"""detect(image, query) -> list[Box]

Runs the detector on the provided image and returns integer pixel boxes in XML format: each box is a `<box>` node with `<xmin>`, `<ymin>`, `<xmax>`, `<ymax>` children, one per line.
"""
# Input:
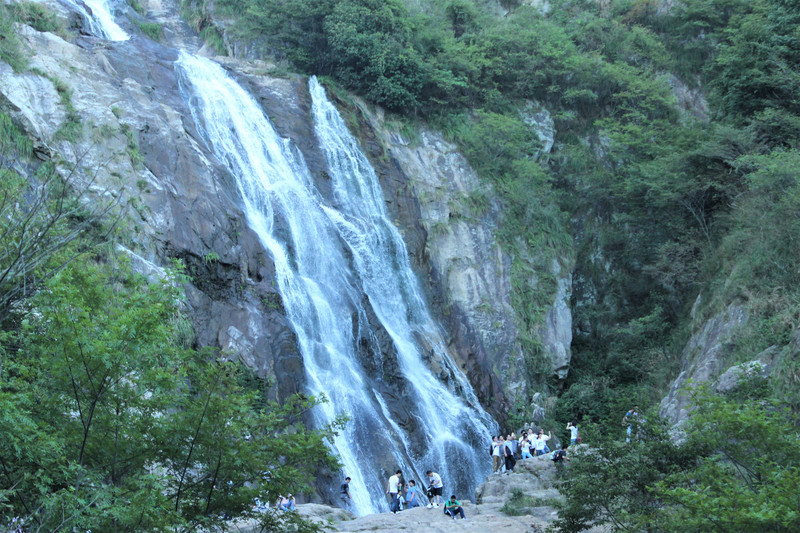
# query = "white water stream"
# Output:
<box><xmin>175</xmin><ymin>55</ymin><xmax>495</xmax><ymax>514</ymax></box>
<box><xmin>61</xmin><ymin>0</ymin><xmax>129</xmax><ymax>41</ymax></box>
<box><xmin>57</xmin><ymin>0</ymin><xmax>497</xmax><ymax>516</ymax></box>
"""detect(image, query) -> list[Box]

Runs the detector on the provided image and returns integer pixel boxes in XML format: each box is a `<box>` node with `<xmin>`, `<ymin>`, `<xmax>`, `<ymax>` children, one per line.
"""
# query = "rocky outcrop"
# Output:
<box><xmin>0</xmin><ymin>13</ymin><xmax>308</xmax><ymax>402</ymax></box>
<box><xmin>660</xmin><ymin>305</ymin><xmax>747</xmax><ymax>433</ymax></box>
<box><xmin>350</xmin><ymin>102</ymin><xmax>572</xmax><ymax>418</ymax></box>
<box><xmin>367</xmin><ymin>124</ymin><xmax>522</xmax><ymax>415</ymax></box>
<box><xmin>312</xmin><ymin>454</ymin><xmax>565</xmax><ymax>532</ymax></box>
<box><xmin>538</xmin><ymin>264</ymin><xmax>573</xmax><ymax>380</ymax></box>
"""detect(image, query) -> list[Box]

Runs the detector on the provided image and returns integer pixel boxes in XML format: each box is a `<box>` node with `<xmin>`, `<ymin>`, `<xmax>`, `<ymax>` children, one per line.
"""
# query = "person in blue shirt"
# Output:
<box><xmin>404</xmin><ymin>479</ymin><xmax>425</xmax><ymax>508</ymax></box>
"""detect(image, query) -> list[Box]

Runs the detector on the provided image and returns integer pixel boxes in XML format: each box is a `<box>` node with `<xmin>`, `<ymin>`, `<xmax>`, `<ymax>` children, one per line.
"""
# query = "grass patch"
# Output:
<box><xmin>126</xmin><ymin>0</ymin><xmax>145</xmax><ymax>15</ymax></box>
<box><xmin>11</xmin><ymin>1</ymin><xmax>63</xmax><ymax>34</ymax></box>
<box><xmin>200</xmin><ymin>25</ymin><xmax>226</xmax><ymax>55</ymax></box>
<box><xmin>136</xmin><ymin>21</ymin><xmax>162</xmax><ymax>41</ymax></box>
<box><xmin>0</xmin><ymin>5</ymin><xmax>29</xmax><ymax>72</ymax></box>
<box><xmin>0</xmin><ymin>112</ymin><xmax>33</xmax><ymax>159</ymax></box>
<box><xmin>121</xmin><ymin>124</ymin><xmax>143</xmax><ymax>168</ymax></box>
<box><xmin>29</xmin><ymin>70</ymin><xmax>84</xmax><ymax>142</ymax></box>
<box><xmin>500</xmin><ymin>488</ymin><xmax>557</xmax><ymax>516</ymax></box>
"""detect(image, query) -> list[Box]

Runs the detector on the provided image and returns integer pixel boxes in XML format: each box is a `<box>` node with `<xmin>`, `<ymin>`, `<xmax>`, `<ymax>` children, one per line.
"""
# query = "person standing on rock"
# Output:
<box><xmin>387</xmin><ymin>469</ymin><xmax>402</xmax><ymax>514</ymax></box>
<box><xmin>567</xmin><ymin>420</ymin><xmax>579</xmax><ymax>445</ymax></box>
<box><xmin>507</xmin><ymin>433</ymin><xmax>519</xmax><ymax>459</ymax></box>
<box><xmin>444</xmin><ymin>494</ymin><xmax>466</xmax><ymax>520</ymax></box>
<box><xmin>405</xmin><ymin>479</ymin><xmax>425</xmax><ymax>508</ymax></box>
<box><xmin>520</xmin><ymin>433</ymin><xmax>533</xmax><ymax>460</ymax></box>
<box><xmin>492</xmin><ymin>436</ymin><xmax>503</xmax><ymax>472</ymax></box>
<box><xmin>623</xmin><ymin>406</ymin><xmax>639</xmax><ymax>442</ymax></box>
<box><xmin>426</xmin><ymin>470</ymin><xmax>444</xmax><ymax>508</ymax></box>
<box><xmin>534</xmin><ymin>429</ymin><xmax>551</xmax><ymax>456</ymax></box>
<box><xmin>503</xmin><ymin>436</ymin><xmax>516</xmax><ymax>473</ymax></box>
<box><xmin>340</xmin><ymin>476</ymin><xmax>352</xmax><ymax>505</ymax></box>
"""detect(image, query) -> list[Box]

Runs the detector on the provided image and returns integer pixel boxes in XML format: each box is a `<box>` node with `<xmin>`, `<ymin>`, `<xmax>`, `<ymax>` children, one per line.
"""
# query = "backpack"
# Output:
<box><xmin>552</xmin><ymin>450</ymin><xmax>564</xmax><ymax>461</ymax></box>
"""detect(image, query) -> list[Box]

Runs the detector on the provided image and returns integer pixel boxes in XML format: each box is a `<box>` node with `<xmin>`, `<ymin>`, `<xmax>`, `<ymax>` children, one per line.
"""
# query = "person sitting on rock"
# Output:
<box><xmin>444</xmin><ymin>494</ymin><xmax>466</xmax><ymax>520</ymax></box>
<box><xmin>277</xmin><ymin>494</ymin><xmax>295</xmax><ymax>511</ymax></box>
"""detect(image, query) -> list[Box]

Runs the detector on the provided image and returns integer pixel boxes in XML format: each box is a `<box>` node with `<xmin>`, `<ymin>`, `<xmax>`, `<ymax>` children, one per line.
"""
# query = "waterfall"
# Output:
<box><xmin>61</xmin><ymin>0</ymin><xmax>130</xmax><ymax>41</ymax></box>
<box><xmin>175</xmin><ymin>53</ymin><xmax>495</xmax><ymax>515</ymax></box>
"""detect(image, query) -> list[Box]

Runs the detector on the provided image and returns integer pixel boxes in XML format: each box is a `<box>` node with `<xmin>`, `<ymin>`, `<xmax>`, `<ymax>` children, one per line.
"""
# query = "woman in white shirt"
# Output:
<box><xmin>520</xmin><ymin>434</ymin><xmax>533</xmax><ymax>459</ymax></box>
<box><xmin>534</xmin><ymin>429</ymin><xmax>551</xmax><ymax>456</ymax></box>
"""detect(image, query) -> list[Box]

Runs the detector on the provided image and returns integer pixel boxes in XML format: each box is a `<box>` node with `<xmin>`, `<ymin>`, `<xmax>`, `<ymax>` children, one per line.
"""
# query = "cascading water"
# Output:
<box><xmin>308</xmin><ymin>77</ymin><xmax>497</xmax><ymax>496</ymax></box>
<box><xmin>61</xmin><ymin>0</ymin><xmax>130</xmax><ymax>41</ymax></box>
<box><xmin>27</xmin><ymin>0</ymin><xmax>498</xmax><ymax>517</ymax></box>
<box><xmin>175</xmin><ymin>53</ymin><xmax>496</xmax><ymax>515</ymax></box>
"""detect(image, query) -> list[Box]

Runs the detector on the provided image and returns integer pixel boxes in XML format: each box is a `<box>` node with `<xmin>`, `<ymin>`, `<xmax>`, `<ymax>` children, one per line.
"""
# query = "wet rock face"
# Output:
<box><xmin>0</xmin><ymin>17</ymin><xmax>308</xmax><ymax>400</ymax></box>
<box><xmin>356</xmin><ymin>107</ymin><xmax>574</xmax><ymax>419</ymax></box>
<box><xmin>354</xmin><ymin>120</ymin><xmax>521</xmax><ymax>419</ymax></box>
<box><xmin>4</xmin><ymin>0</ymin><xmax>577</xmax><ymax>434</ymax></box>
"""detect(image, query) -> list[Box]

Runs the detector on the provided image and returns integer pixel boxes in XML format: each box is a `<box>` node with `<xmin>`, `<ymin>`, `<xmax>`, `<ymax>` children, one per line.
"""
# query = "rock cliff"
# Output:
<box><xmin>1</xmin><ymin>0</ymin><xmax>574</xmax><ymax>497</ymax></box>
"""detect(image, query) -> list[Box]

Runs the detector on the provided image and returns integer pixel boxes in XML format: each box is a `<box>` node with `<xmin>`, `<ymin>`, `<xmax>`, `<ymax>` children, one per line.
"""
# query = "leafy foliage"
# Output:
<box><xmin>0</xmin><ymin>258</ymin><xmax>343</xmax><ymax>531</ymax></box>
<box><xmin>553</xmin><ymin>385</ymin><xmax>800</xmax><ymax>532</ymax></box>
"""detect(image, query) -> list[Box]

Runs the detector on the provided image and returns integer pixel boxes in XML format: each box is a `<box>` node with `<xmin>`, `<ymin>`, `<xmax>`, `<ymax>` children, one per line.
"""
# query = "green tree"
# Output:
<box><xmin>0</xmin><ymin>258</ymin><xmax>343</xmax><ymax>531</ymax></box>
<box><xmin>553</xmin><ymin>384</ymin><xmax>800</xmax><ymax>532</ymax></box>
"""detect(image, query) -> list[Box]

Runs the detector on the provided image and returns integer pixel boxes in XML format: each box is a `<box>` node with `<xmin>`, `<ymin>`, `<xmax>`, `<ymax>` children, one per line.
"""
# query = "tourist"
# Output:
<box><xmin>277</xmin><ymin>494</ymin><xmax>295</xmax><ymax>511</ymax></box>
<box><xmin>552</xmin><ymin>443</ymin><xmax>570</xmax><ymax>475</ymax></box>
<box><xmin>567</xmin><ymin>420</ymin><xmax>579</xmax><ymax>445</ymax></box>
<box><xmin>340</xmin><ymin>476</ymin><xmax>352</xmax><ymax>505</ymax></box>
<box><xmin>497</xmin><ymin>435</ymin><xmax>507</xmax><ymax>472</ymax></box>
<box><xmin>425</xmin><ymin>470</ymin><xmax>444</xmax><ymax>508</ymax></box>
<box><xmin>534</xmin><ymin>429</ymin><xmax>551</xmax><ymax>456</ymax></box>
<box><xmin>507</xmin><ymin>433</ymin><xmax>519</xmax><ymax>459</ymax></box>
<box><xmin>492</xmin><ymin>436</ymin><xmax>503</xmax><ymax>473</ymax></box>
<box><xmin>623</xmin><ymin>406</ymin><xmax>640</xmax><ymax>442</ymax></box>
<box><xmin>503</xmin><ymin>435</ymin><xmax>516</xmax><ymax>473</ymax></box>
<box><xmin>520</xmin><ymin>433</ymin><xmax>533</xmax><ymax>459</ymax></box>
<box><xmin>387</xmin><ymin>469</ymin><xmax>402</xmax><ymax>514</ymax></box>
<box><xmin>405</xmin><ymin>479</ymin><xmax>424</xmax><ymax>508</ymax></box>
<box><xmin>444</xmin><ymin>494</ymin><xmax>466</xmax><ymax>520</ymax></box>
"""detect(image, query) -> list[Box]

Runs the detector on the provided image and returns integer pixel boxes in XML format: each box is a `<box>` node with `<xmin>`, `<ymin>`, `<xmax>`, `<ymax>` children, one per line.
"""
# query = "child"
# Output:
<box><xmin>405</xmin><ymin>479</ymin><xmax>425</xmax><ymax>508</ymax></box>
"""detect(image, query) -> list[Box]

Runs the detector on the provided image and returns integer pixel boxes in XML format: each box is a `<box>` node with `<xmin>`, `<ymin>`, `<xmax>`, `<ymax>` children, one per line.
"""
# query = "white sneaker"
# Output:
<box><xmin>433</xmin><ymin>503</ymin><xmax>439</xmax><ymax>508</ymax></box>
<box><xmin>426</xmin><ymin>503</ymin><xmax>433</xmax><ymax>509</ymax></box>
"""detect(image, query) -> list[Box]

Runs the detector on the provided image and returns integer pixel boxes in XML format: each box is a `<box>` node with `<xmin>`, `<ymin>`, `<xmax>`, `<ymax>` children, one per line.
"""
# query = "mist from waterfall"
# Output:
<box><xmin>175</xmin><ymin>53</ymin><xmax>495</xmax><ymax>515</ymax></box>
<box><xmin>61</xmin><ymin>0</ymin><xmax>130</xmax><ymax>41</ymax></box>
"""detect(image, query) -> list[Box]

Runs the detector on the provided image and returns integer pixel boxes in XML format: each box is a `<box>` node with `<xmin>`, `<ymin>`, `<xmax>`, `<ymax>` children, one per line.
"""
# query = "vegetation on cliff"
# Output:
<box><xmin>0</xmin><ymin>114</ymin><xmax>342</xmax><ymax>530</ymax></box>
<box><xmin>555</xmin><ymin>382</ymin><xmax>800</xmax><ymax>532</ymax></box>
<box><xmin>177</xmin><ymin>0</ymin><xmax>800</xmax><ymax>527</ymax></box>
<box><xmin>192</xmin><ymin>0</ymin><xmax>800</xmax><ymax>421</ymax></box>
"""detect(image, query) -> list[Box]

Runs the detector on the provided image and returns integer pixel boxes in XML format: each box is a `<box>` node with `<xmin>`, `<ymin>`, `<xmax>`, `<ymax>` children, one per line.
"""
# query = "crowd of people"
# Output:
<box><xmin>281</xmin><ymin>409</ymin><xmax>653</xmax><ymax>519</ymax></box>
<box><xmin>490</xmin><ymin>423</ymin><xmax>572</xmax><ymax>474</ymax></box>
<box><xmin>376</xmin><ymin>469</ymin><xmax>463</xmax><ymax>518</ymax></box>
<box><xmin>334</xmin><ymin>420</ymin><xmax>588</xmax><ymax>519</ymax></box>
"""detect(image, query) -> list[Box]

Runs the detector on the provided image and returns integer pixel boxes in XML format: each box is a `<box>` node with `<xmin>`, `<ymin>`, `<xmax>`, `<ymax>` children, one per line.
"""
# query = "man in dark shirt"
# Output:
<box><xmin>553</xmin><ymin>444</ymin><xmax>570</xmax><ymax>475</ymax></box>
<box><xmin>340</xmin><ymin>476</ymin><xmax>352</xmax><ymax>505</ymax></box>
